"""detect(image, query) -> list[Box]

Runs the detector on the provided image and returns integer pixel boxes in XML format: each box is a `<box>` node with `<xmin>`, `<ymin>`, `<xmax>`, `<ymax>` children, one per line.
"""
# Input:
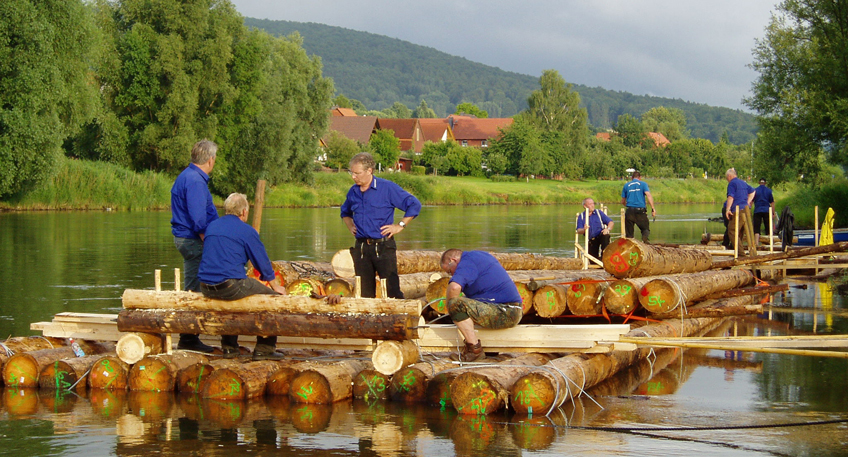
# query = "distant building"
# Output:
<box><xmin>322</xmin><ymin>116</ymin><xmax>379</xmax><ymax>146</ymax></box>
<box><xmin>418</xmin><ymin>118</ymin><xmax>455</xmax><ymax>146</ymax></box>
<box><xmin>448</xmin><ymin>114</ymin><xmax>513</xmax><ymax>148</ymax></box>
<box><xmin>376</xmin><ymin>118</ymin><xmax>424</xmax><ymax>153</ymax></box>
<box><xmin>330</xmin><ymin>107</ymin><xmax>358</xmax><ymax>117</ymax></box>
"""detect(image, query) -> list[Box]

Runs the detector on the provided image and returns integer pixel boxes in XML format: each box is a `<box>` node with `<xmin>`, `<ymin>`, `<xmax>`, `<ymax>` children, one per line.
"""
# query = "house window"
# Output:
<box><xmin>461</xmin><ymin>140</ymin><xmax>468</xmax><ymax>147</ymax></box>
<box><xmin>481</xmin><ymin>140</ymin><xmax>488</xmax><ymax>148</ymax></box>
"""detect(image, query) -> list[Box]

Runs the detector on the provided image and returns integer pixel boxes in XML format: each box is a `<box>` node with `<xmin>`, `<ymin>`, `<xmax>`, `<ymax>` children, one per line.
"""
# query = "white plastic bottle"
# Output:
<box><xmin>69</xmin><ymin>338</ymin><xmax>85</xmax><ymax>357</ymax></box>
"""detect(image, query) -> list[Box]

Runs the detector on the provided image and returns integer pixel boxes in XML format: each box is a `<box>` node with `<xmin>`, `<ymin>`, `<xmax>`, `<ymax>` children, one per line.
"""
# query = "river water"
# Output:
<box><xmin>1</xmin><ymin>204</ymin><xmax>847</xmax><ymax>456</ymax></box>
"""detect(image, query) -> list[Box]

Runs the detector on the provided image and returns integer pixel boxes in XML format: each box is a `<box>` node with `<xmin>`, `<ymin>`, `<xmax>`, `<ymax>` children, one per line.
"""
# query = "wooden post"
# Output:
<box><xmin>380</xmin><ymin>278</ymin><xmax>387</xmax><ymax>298</ymax></box>
<box><xmin>584</xmin><ymin>207</ymin><xmax>590</xmax><ymax>270</ymax></box>
<box><xmin>620</xmin><ymin>207</ymin><xmax>626</xmax><ymax>238</ymax></box>
<box><xmin>354</xmin><ymin>276</ymin><xmax>361</xmax><ymax>298</ymax></box>
<box><xmin>252</xmin><ymin>179</ymin><xmax>266</xmax><ymax>234</ymax></box>
<box><xmin>154</xmin><ymin>269</ymin><xmax>161</xmax><ymax>292</ymax></box>
<box><xmin>769</xmin><ymin>210</ymin><xmax>774</xmax><ymax>253</ymax></box>
<box><xmin>815</xmin><ymin>205</ymin><xmax>819</xmax><ymax>246</ymax></box>
<box><xmin>734</xmin><ymin>205</ymin><xmax>740</xmax><ymax>259</ymax></box>
<box><xmin>574</xmin><ymin>214</ymin><xmax>580</xmax><ymax>259</ymax></box>
<box><xmin>174</xmin><ymin>268</ymin><xmax>180</xmax><ymax>291</ymax></box>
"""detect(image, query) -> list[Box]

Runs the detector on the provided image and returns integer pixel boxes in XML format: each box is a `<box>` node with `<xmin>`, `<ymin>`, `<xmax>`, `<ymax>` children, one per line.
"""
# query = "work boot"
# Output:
<box><xmin>222</xmin><ymin>346</ymin><xmax>239</xmax><ymax>359</ymax></box>
<box><xmin>450</xmin><ymin>340</ymin><xmax>485</xmax><ymax>362</ymax></box>
<box><xmin>177</xmin><ymin>334</ymin><xmax>215</xmax><ymax>353</ymax></box>
<box><xmin>253</xmin><ymin>344</ymin><xmax>285</xmax><ymax>361</ymax></box>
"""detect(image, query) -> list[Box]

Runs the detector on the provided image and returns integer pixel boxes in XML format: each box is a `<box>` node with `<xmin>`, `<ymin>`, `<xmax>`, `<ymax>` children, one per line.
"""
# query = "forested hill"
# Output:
<box><xmin>246</xmin><ymin>18</ymin><xmax>757</xmax><ymax>144</ymax></box>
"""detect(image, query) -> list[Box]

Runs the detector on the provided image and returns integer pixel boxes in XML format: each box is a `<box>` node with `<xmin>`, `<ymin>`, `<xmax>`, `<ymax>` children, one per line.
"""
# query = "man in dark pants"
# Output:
<box><xmin>576</xmin><ymin>197</ymin><xmax>614</xmax><ymax>260</ymax></box>
<box><xmin>198</xmin><ymin>193</ymin><xmax>287</xmax><ymax>360</ymax></box>
<box><xmin>621</xmin><ymin>171</ymin><xmax>656</xmax><ymax>243</ymax></box>
<box><xmin>725</xmin><ymin>168</ymin><xmax>756</xmax><ymax>256</ymax></box>
<box><xmin>440</xmin><ymin>249</ymin><xmax>523</xmax><ymax>362</ymax></box>
<box><xmin>170</xmin><ymin>139</ymin><xmax>219</xmax><ymax>353</ymax></box>
<box><xmin>340</xmin><ymin>152</ymin><xmax>421</xmax><ymax>298</ymax></box>
<box><xmin>752</xmin><ymin>177</ymin><xmax>775</xmax><ymax>246</ymax></box>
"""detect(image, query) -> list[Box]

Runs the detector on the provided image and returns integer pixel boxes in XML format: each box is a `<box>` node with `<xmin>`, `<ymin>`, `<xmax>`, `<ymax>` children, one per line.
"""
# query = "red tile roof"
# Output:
<box><xmin>325</xmin><ymin>116</ymin><xmax>378</xmax><ymax>144</ymax></box>
<box><xmin>331</xmin><ymin>107</ymin><xmax>358</xmax><ymax>117</ymax></box>
<box><xmin>418</xmin><ymin>118</ymin><xmax>454</xmax><ymax>143</ymax></box>
<box><xmin>647</xmin><ymin>132</ymin><xmax>670</xmax><ymax>147</ymax></box>
<box><xmin>449</xmin><ymin>116</ymin><xmax>513</xmax><ymax>141</ymax></box>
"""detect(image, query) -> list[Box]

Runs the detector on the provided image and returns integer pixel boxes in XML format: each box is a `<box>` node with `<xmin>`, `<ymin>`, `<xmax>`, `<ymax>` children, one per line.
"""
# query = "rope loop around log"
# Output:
<box><xmin>0</xmin><ymin>343</ymin><xmax>13</xmax><ymax>357</ymax></box>
<box><xmin>35</xmin><ymin>335</ymin><xmax>56</xmax><ymax>349</ymax></box>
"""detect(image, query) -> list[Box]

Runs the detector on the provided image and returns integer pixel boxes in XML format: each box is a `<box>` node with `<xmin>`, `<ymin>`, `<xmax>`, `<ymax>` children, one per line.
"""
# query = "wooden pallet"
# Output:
<box><xmin>31</xmin><ymin>312</ymin><xmax>633</xmax><ymax>353</ymax></box>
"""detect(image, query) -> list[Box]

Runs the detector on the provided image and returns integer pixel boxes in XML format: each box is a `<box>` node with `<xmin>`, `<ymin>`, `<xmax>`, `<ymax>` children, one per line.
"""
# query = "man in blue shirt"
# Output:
<box><xmin>752</xmin><ymin>178</ymin><xmax>775</xmax><ymax>246</ymax></box>
<box><xmin>340</xmin><ymin>152</ymin><xmax>421</xmax><ymax>299</ymax></box>
<box><xmin>576</xmin><ymin>197</ymin><xmax>614</xmax><ymax>260</ymax></box>
<box><xmin>440</xmin><ymin>249</ymin><xmax>523</xmax><ymax>362</ymax></box>
<box><xmin>170</xmin><ymin>139</ymin><xmax>219</xmax><ymax>353</ymax></box>
<box><xmin>198</xmin><ymin>193</ymin><xmax>287</xmax><ymax>360</ymax></box>
<box><xmin>724</xmin><ymin>168</ymin><xmax>756</xmax><ymax>256</ymax></box>
<box><xmin>620</xmin><ymin>171</ymin><xmax>656</xmax><ymax>243</ymax></box>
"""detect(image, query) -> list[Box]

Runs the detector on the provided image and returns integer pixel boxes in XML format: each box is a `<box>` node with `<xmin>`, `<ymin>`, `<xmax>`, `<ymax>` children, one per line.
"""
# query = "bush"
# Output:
<box><xmin>490</xmin><ymin>174</ymin><xmax>517</xmax><ymax>182</ymax></box>
<box><xmin>411</xmin><ymin>165</ymin><xmax>426</xmax><ymax>175</ymax></box>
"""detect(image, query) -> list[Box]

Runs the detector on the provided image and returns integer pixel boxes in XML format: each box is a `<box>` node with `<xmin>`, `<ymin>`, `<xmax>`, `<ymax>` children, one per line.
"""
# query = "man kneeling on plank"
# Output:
<box><xmin>440</xmin><ymin>249</ymin><xmax>523</xmax><ymax>362</ymax></box>
<box><xmin>198</xmin><ymin>193</ymin><xmax>287</xmax><ymax>360</ymax></box>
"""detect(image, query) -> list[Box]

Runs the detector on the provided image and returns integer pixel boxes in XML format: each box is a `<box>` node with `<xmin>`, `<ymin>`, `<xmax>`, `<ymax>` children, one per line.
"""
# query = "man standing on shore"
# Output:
<box><xmin>340</xmin><ymin>152</ymin><xmax>421</xmax><ymax>299</ymax></box>
<box><xmin>752</xmin><ymin>177</ymin><xmax>775</xmax><ymax>246</ymax></box>
<box><xmin>621</xmin><ymin>171</ymin><xmax>656</xmax><ymax>243</ymax></box>
<box><xmin>170</xmin><ymin>139</ymin><xmax>218</xmax><ymax>353</ymax></box>
<box><xmin>724</xmin><ymin>168</ymin><xmax>756</xmax><ymax>256</ymax></box>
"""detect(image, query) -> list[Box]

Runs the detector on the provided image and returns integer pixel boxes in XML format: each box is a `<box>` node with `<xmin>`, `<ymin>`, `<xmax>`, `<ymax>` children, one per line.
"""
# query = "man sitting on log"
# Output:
<box><xmin>198</xmin><ymin>193</ymin><xmax>288</xmax><ymax>360</ymax></box>
<box><xmin>440</xmin><ymin>249</ymin><xmax>523</xmax><ymax>362</ymax></box>
<box><xmin>576</xmin><ymin>197</ymin><xmax>614</xmax><ymax>260</ymax></box>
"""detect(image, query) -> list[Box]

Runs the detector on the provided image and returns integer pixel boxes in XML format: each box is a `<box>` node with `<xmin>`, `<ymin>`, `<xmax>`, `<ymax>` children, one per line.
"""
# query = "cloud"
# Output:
<box><xmin>230</xmin><ymin>0</ymin><xmax>779</xmax><ymax>110</ymax></box>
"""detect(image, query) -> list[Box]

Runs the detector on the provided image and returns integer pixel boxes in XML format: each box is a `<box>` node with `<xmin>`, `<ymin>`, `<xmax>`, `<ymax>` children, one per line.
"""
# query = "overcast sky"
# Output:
<box><xmin>229</xmin><ymin>0</ymin><xmax>780</xmax><ymax>111</ymax></box>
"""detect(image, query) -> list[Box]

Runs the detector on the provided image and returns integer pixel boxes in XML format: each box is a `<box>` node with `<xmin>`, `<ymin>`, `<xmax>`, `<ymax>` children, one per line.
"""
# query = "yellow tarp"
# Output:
<box><xmin>820</xmin><ymin>207</ymin><xmax>835</xmax><ymax>246</ymax></box>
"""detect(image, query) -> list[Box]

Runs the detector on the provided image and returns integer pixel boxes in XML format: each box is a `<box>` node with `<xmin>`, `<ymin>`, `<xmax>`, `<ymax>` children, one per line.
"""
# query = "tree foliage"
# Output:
<box><xmin>454</xmin><ymin>102</ymin><xmax>488</xmax><ymax>118</ymax></box>
<box><xmin>641</xmin><ymin>106</ymin><xmax>689</xmax><ymax>141</ymax></box>
<box><xmin>745</xmin><ymin>0</ymin><xmax>848</xmax><ymax>184</ymax></box>
<box><xmin>0</xmin><ymin>0</ymin><xmax>100</xmax><ymax>197</ymax></box>
<box><xmin>368</xmin><ymin>129</ymin><xmax>401</xmax><ymax>169</ymax></box>
<box><xmin>325</xmin><ymin>130</ymin><xmax>360</xmax><ymax>170</ymax></box>
<box><xmin>412</xmin><ymin>100</ymin><xmax>437</xmax><ymax>118</ymax></box>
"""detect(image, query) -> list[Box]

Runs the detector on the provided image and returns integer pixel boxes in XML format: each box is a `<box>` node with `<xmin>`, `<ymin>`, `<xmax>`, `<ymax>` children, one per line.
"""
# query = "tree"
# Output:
<box><xmin>445</xmin><ymin>144</ymin><xmax>483</xmax><ymax>176</ymax></box>
<box><xmin>333</xmin><ymin>94</ymin><xmax>352</xmax><ymax>108</ymax></box>
<box><xmin>369</xmin><ymin>129</ymin><xmax>401</xmax><ymax>169</ymax></box>
<box><xmin>0</xmin><ymin>0</ymin><xmax>100</xmax><ymax>197</ymax></box>
<box><xmin>454</xmin><ymin>102</ymin><xmax>488</xmax><ymax>118</ymax></box>
<box><xmin>324</xmin><ymin>131</ymin><xmax>360</xmax><ymax>170</ymax></box>
<box><xmin>614</xmin><ymin>114</ymin><xmax>648</xmax><ymax>148</ymax></box>
<box><xmin>745</xmin><ymin>0</ymin><xmax>848</xmax><ymax>183</ymax></box>
<box><xmin>386</xmin><ymin>102</ymin><xmax>411</xmax><ymax>119</ymax></box>
<box><xmin>412</xmin><ymin>100</ymin><xmax>436</xmax><ymax>118</ymax></box>
<box><xmin>641</xmin><ymin>106</ymin><xmax>689</xmax><ymax>141</ymax></box>
<box><xmin>524</xmin><ymin>70</ymin><xmax>588</xmax><ymax>167</ymax></box>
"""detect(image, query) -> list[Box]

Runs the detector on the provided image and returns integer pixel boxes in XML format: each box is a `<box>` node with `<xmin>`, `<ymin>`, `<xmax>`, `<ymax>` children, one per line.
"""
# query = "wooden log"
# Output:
<box><xmin>639</xmin><ymin>270</ymin><xmax>756</xmax><ymax>314</ymax></box>
<box><xmin>116</xmin><ymin>332</ymin><xmax>163</xmax><ymax>365</ymax></box>
<box><xmin>603</xmin><ymin>276</ymin><xmax>655</xmax><ymax>314</ymax></box>
<box><xmin>566</xmin><ymin>277</ymin><xmax>608</xmax><ymax>316</ymax></box>
<box><xmin>649</xmin><ymin>294</ymin><xmax>763</xmax><ymax>319</ymax></box>
<box><xmin>587</xmin><ymin>347</ymin><xmax>681</xmax><ymax>397</ymax></box>
<box><xmin>324</xmin><ymin>278</ymin><xmax>353</xmax><ymax>296</ymax></box>
<box><xmin>117</xmin><ymin>309</ymin><xmax>419</xmax><ymax>341</ymax></box>
<box><xmin>508</xmin><ymin>316</ymin><xmax>720</xmax><ymax>415</ymax></box>
<box><xmin>249</xmin><ymin>260</ymin><xmax>335</xmax><ymax>287</ymax></box>
<box><xmin>337</xmin><ymin>271</ymin><xmax>437</xmax><ymax>299</ymax></box>
<box><xmin>372</xmin><ymin>340</ymin><xmax>420</xmax><ymax>375</ymax></box>
<box><xmin>492</xmin><ymin>253</ymin><xmax>584</xmax><ymax>271</ymax></box>
<box><xmin>389</xmin><ymin>357</ymin><xmax>457</xmax><ymax>403</ymax></box>
<box><xmin>200</xmin><ymin>360</ymin><xmax>286</xmax><ymax>400</ymax></box>
<box><xmin>87</xmin><ymin>355</ymin><xmax>130</xmax><ymax>390</ymax></box>
<box><xmin>38</xmin><ymin>353</ymin><xmax>111</xmax><ymax>391</ymax></box>
<box><xmin>289</xmin><ymin>359</ymin><xmax>370</xmax><ymax>403</ymax></box>
<box><xmin>425</xmin><ymin>277</ymin><xmax>451</xmax><ymax>314</ymax></box>
<box><xmin>450</xmin><ymin>353</ymin><xmax>557</xmax><ymax>415</ymax></box>
<box><xmin>515</xmin><ymin>282</ymin><xmax>535</xmax><ymax>315</ymax></box>
<box><xmin>424</xmin><ymin>354</ymin><xmax>516</xmax><ymax>408</ymax></box>
<box><xmin>121</xmin><ymin>289</ymin><xmax>422</xmax><ymax>316</ymax></box>
<box><xmin>176</xmin><ymin>358</ymin><xmax>244</xmax><ymax>393</ymax></box>
<box><xmin>265</xmin><ymin>361</ymin><xmax>315</xmax><ymax>397</ymax></box>
<box><xmin>3</xmin><ymin>342</ymin><xmax>113</xmax><ymax>388</ymax></box>
<box><xmin>286</xmin><ymin>278</ymin><xmax>325</xmax><ymax>296</ymax></box>
<box><xmin>0</xmin><ymin>336</ymin><xmax>66</xmax><ymax>365</ymax></box>
<box><xmin>602</xmin><ymin>238</ymin><xmax>714</xmax><ymax>279</ymax></box>
<box><xmin>702</xmin><ymin>283</ymin><xmax>788</xmax><ymax>300</ymax></box>
<box><xmin>532</xmin><ymin>284</ymin><xmax>569</xmax><ymax>318</ymax></box>
<box><xmin>128</xmin><ymin>352</ymin><xmax>209</xmax><ymax>391</ymax></box>
<box><xmin>712</xmin><ymin>241</ymin><xmax>848</xmax><ymax>269</ymax></box>
<box><xmin>352</xmin><ymin>369</ymin><xmax>392</xmax><ymax>401</ymax></box>
<box><xmin>3</xmin><ymin>387</ymin><xmax>39</xmax><ymax>416</ymax></box>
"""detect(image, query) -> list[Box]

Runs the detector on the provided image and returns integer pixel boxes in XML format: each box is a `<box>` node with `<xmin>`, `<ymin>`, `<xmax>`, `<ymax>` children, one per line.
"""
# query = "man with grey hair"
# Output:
<box><xmin>198</xmin><ymin>193</ymin><xmax>287</xmax><ymax>360</ymax></box>
<box><xmin>576</xmin><ymin>197</ymin><xmax>614</xmax><ymax>260</ymax></box>
<box><xmin>340</xmin><ymin>152</ymin><xmax>421</xmax><ymax>299</ymax></box>
<box><xmin>170</xmin><ymin>139</ymin><xmax>219</xmax><ymax>353</ymax></box>
<box><xmin>724</xmin><ymin>168</ymin><xmax>756</xmax><ymax>256</ymax></box>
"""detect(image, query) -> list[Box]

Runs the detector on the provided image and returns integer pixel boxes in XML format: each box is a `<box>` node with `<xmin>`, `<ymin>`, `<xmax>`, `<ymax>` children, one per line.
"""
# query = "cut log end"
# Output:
<box><xmin>88</xmin><ymin>356</ymin><xmax>129</xmax><ymax>390</ymax></box>
<box><xmin>200</xmin><ymin>368</ymin><xmax>246</xmax><ymax>401</ymax></box>
<box><xmin>533</xmin><ymin>284</ymin><xmax>568</xmax><ymax>318</ymax></box>
<box><xmin>129</xmin><ymin>358</ymin><xmax>173</xmax><ymax>392</ymax></box>
<box><xmin>352</xmin><ymin>369</ymin><xmax>391</xmax><ymax>401</ymax></box>
<box><xmin>372</xmin><ymin>340</ymin><xmax>420</xmax><ymax>375</ymax></box>
<box><xmin>116</xmin><ymin>333</ymin><xmax>163</xmax><ymax>365</ymax></box>
<box><xmin>388</xmin><ymin>367</ymin><xmax>428</xmax><ymax>402</ymax></box>
<box><xmin>290</xmin><ymin>370</ymin><xmax>333</xmax><ymax>404</ymax></box>
<box><xmin>510</xmin><ymin>372</ymin><xmax>560</xmax><ymax>415</ymax></box>
<box><xmin>451</xmin><ymin>372</ymin><xmax>504</xmax><ymax>415</ymax></box>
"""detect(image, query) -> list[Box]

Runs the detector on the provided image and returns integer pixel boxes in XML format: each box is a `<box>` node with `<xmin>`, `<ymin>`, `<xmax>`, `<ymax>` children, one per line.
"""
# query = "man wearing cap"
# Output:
<box><xmin>620</xmin><ymin>171</ymin><xmax>656</xmax><ymax>243</ymax></box>
<box><xmin>725</xmin><ymin>168</ymin><xmax>756</xmax><ymax>255</ymax></box>
<box><xmin>752</xmin><ymin>178</ymin><xmax>775</xmax><ymax>246</ymax></box>
<box><xmin>576</xmin><ymin>197</ymin><xmax>614</xmax><ymax>260</ymax></box>
<box><xmin>341</xmin><ymin>152</ymin><xmax>422</xmax><ymax>299</ymax></box>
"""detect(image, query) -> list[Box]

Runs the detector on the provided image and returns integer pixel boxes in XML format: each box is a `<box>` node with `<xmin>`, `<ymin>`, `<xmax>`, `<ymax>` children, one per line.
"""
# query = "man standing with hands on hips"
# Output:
<box><xmin>621</xmin><ymin>171</ymin><xmax>656</xmax><ymax>243</ymax></box>
<box><xmin>340</xmin><ymin>152</ymin><xmax>421</xmax><ymax>299</ymax></box>
<box><xmin>576</xmin><ymin>197</ymin><xmax>614</xmax><ymax>260</ymax></box>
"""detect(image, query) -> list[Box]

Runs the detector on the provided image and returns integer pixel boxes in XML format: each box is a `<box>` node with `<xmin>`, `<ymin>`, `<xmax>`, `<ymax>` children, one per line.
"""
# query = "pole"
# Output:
<box><xmin>252</xmin><ymin>179</ymin><xmax>266</xmax><ymax>234</ymax></box>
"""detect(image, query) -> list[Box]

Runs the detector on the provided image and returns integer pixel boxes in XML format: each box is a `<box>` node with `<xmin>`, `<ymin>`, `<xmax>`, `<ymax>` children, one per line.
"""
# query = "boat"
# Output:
<box><xmin>793</xmin><ymin>228</ymin><xmax>848</xmax><ymax>246</ymax></box>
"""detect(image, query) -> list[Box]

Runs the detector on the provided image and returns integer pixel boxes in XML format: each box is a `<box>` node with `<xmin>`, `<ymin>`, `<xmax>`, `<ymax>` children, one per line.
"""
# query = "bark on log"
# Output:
<box><xmin>639</xmin><ymin>270</ymin><xmax>756</xmax><ymax>314</ymax></box>
<box><xmin>249</xmin><ymin>260</ymin><xmax>335</xmax><ymax>287</ymax></box>
<box><xmin>128</xmin><ymin>352</ymin><xmax>209</xmax><ymax>391</ymax></box>
<box><xmin>389</xmin><ymin>357</ymin><xmax>457</xmax><ymax>403</ymax></box>
<box><xmin>649</xmin><ymin>294</ymin><xmax>763</xmax><ymax>319</ymax></box>
<box><xmin>450</xmin><ymin>353</ymin><xmax>558</xmax><ymax>415</ymax></box>
<box><xmin>372</xmin><ymin>340</ymin><xmax>420</xmax><ymax>375</ymax></box>
<box><xmin>3</xmin><ymin>342</ymin><xmax>113</xmax><ymax>388</ymax></box>
<box><xmin>587</xmin><ymin>347</ymin><xmax>681</xmax><ymax>397</ymax></box>
<box><xmin>87</xmin><ymin>355</ymin><xmax>130</xmax><ymax>390</ymax></box>
<box><xmin>265</xmin><ymin>361</ymin><xmax>315</xmax><ymax>397</ymax></box>
<box><xmin>508</xmin><ymin>317</ymin><xmax>721</xmax><ymax>415</ymax></box>
<box><xmin>603</xmin><ymin>277</ymin><xmax>656</xmax><ymax>314</ymax></box>
<box><xmin>352</xmin><ymin>369</ymin><xmax>392</xmax><ymax>401</ymax></box>
<box><xmin>116</xmin><ymin>332</ymin><xmax>163</xmax><ymax>365</ymax></box>
<box><xmin>566</xmin><ymin>278</ymin><xmax>608</xmax><ymax>316</ymax></box>
<box><xmin>337</xmin><ymin>272</ymin><xmax>437</xmax><ymax>300</ymax></box>
<box><xmin>602</xmin><ymin>238</ymin><xmax>714</xmax><ymax>279</ymax></box>
<box><xmin>200</xmin><ymin>360</ymin><xmax>287</xmax><ymax>400</ymax></box>
<box><xmin>532</xmin><ymin>284</ymin><xmax>569</xmax><ymax>318</ymax></box>
<box><xmin>117</xmin><ymin>309</ymin><xmax>419</xmax><ymax>341</ymax></box>
<box><xmin>702</xmin><ymin>284</ymin><xmax>788</xmax><ymax>300</ymax></box>
<box><xmin>332</xmin><ymin>249</ymin><xmax>584</xmax><ymax>277</ymax></box>
<box><xmin>121</xmin><ymin>289</ymin><xmax>421</xmax><ymax>316</ymax></box>
<box><xmin>176</xmin><ymin>359</ymin><xmax>243</xmax><ymax>393</ymax></box>
<box><xmin>423</xmin><ymin>354</ymin><xmax>523</xmax><ymax>408</ymax></box>
<box><xmin>712</xmin><ymin>241</ymin><xmax>848</xmax><ymax>269</ymax></box>
<box><xmin>0</xmin><ymin>336</ymin><xmax>66</xmax><ymax>365</ymax></box>
<box><xmin>38</xmin><ymin>353</ymin><xmax>112</xmax><ymax>391</ymax></box>
<box><xmin>289</xmin><ymin>359</ymin><xmax>371</xmax><ymax>403</ymax></box>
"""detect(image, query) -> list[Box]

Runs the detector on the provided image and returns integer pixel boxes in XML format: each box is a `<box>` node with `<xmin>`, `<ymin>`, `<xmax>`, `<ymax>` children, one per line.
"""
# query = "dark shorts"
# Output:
<box><xmin>447</xmin><ymin>297</ymin><xmax>522</xmax><ymax>329</ymax></box>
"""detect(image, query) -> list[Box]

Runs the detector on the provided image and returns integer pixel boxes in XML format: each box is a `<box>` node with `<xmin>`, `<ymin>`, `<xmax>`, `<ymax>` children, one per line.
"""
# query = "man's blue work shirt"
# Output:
<box><xmin>577</xmin><ymin>209</ymin><xmax>612</xmax><ymax>239</ymax></box>
<box><xmin>753</xmin><ymin>185</ymin><xmax>774</xmax><ymax>214</ymax></box>
<box><xmin>197</xmin><ymin>215</ymin><xmax>276</xmax><ymax>285</ymax></box>
<box><xmin>726</xmin><ymin>178</ymin><xmax>754</xmax><ymax>213</ymax></box>
<box><xmin>340</xmin><ymin>176</ymin><xmax>422</xmax><ymax>239</ymax></box>
<box><xmin>171</xmin><ymin>163</ymin><xmax>218</xmax><ymax>238</ymax></box>
<box><xmin>450</xmin><ymin>251</ymin><xmax>522</xmax><ymax>304</ymax></box>
<box><xmin>622</xmin><ymin>179</ymin><xmax>650</xmax><ymax>208</ymax></box>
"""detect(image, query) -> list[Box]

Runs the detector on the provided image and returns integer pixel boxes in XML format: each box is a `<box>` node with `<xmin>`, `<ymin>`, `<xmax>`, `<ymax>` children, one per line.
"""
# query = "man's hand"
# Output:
<box><xmin>326</xmin><ymin>294</ymin><xmax>342</xmax><ymax>305</ymax></box>
<box><xmin>380</xmin><ymin>223</ymin><xmax>403</xmax><ymax>238</ymax></box>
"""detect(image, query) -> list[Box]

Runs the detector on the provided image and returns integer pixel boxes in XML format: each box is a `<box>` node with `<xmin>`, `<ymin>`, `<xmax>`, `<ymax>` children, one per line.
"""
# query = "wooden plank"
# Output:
<box><xmin>52</xmin><ymin>312</ymin><xmax>119</xmax><ymax>324</ymax></box>
<box><xmin>619</xmin><ymin>336</ymin><xmax>848</xmax><ymax>349</ymax></box>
